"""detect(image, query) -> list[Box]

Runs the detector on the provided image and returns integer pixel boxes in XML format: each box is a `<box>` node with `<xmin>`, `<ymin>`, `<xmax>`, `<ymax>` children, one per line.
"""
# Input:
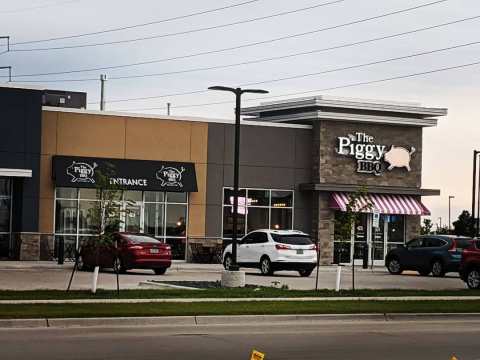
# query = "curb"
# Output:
<box><xmin>1</xmin><ymin>313</ymin><xmax>480</xmax><ymax>329</ymax></box>
<box><xmin>1</xmin><ymin>296</ymin><xmax>480</xmax><ymax>305</ymax></box>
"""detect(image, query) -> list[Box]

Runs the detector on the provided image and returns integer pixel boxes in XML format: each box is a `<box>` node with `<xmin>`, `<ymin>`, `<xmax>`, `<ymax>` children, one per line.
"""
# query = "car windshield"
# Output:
<box><xmin>124</xmin><ymin>234</ymin><xmax>161</xmax><ymax>244</ymax></box>
<box><xmin>271</xmin><ymin>234</ymin><xmax>312</xmax><ymax>245</ymax></box>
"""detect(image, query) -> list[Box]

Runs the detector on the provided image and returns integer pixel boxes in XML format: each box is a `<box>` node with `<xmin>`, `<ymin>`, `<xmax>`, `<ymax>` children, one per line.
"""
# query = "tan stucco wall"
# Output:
<box><xmin>39</xmin><ymin>110</ymin><xmax>208</xmax><ymax>237</ymax></box>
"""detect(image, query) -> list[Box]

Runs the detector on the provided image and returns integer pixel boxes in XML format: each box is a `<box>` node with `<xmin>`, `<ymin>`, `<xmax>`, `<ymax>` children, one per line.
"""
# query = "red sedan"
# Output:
<box><xmin>78</xmin><ymin>232</ymin><xmax>172</xmax><ymax>275</ymax></box>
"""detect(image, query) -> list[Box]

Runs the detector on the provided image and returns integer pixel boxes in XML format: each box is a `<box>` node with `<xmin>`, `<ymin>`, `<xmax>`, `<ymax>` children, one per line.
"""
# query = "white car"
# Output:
<box><xmin>222</xmin><ymin>229</ymin><xmax>317</xmax><ymax>277</ymax></box>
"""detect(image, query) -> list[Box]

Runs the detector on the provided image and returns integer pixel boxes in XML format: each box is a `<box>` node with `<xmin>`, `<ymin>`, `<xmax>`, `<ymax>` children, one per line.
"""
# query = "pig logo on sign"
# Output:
<box><xmin>384</xmin><ymin>145</ymin><xmax>415</xmax><ymax>171</ymax></box>
<box><xmin>66</xmin><ymin>161</ymin><xmax>97</xmax><ymax>183</ymax></box>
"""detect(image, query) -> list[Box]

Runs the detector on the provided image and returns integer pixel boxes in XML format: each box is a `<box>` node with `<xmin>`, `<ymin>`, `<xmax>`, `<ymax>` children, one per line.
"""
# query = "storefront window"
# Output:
<box><xmin>144</xmin><ymin>203</ymin><xmax>164</xmax><ymax>237</ymax></box>
<box><xmin>247</xmin><ymin>207</ymin><xmax>269</xmax><ymax>233</ymax></box>
<box><xmin>55</xmin><ymin>200</ymin><xmax>78</xmax><ymax>234</ymax></box>
<box><xmin>222</xmin><ymin>188</ymin><xmax>294</xmax><ymax>238</ymax></box>
<box><xmin>387</xmin><ymin>215</ymin><xmax>405</xmax><ymax>243</ymax></box>
<box><xmin>54</xmin><ymin>188</ymin><xmax>189</xmax><ymax>260</ymax></box>
<box><xmin>270</xmin><ymin>208</ymin><xmax>293</xmax><ymax>230</ymax></box>
<box><xmin>78</xmin><ymin>201</ymin><xmax>99</xmax><ymax>234</ymax></box>
<box><xmin>166</xmin><ymin>204</ymin><xmax>187</xmax><ymax>237</ymax></box>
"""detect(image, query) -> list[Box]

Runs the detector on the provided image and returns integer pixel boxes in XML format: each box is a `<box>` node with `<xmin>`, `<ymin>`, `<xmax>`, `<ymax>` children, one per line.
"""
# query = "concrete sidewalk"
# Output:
<box><xmin>1</xmin><ymin>313</ymin><xmax>480</xmax><ymax>329</ymax></box>
<box><xmin>0</xmin><ymin>261</ymin><xmax>467</xmax><ymax>291</ymax></box>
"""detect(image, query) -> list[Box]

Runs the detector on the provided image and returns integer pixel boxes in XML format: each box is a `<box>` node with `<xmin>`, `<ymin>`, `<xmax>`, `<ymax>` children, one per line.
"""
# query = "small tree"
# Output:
<box><xmin>453</xmin><ymin>210</ymin><xmax>474</xmax><ymax>236</ymax></box>
<box><xmin>331</xmin><ymin>187</ymin><xmax>373</xmax><ymax>292</ymax></box>
<box><xmin>67</xmin><ymin>166</ymin><xmax>132</xmax><ymax>294</ymax></box>
<box><xmin>421</xmin><ymin>218</ymin><xmax>433</xmax><ymax>235</ymax></box>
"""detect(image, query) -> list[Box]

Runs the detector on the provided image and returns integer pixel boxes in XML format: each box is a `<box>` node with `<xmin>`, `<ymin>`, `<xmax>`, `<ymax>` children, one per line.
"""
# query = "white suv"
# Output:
<box><xmin>222</xmin><ymin>229</ymin><xmax>317</xmax><ymax>277</ymax></box>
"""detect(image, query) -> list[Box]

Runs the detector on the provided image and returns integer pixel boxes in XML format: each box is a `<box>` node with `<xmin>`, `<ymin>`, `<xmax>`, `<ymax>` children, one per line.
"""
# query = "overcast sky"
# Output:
<box><xmin>1</xmin><ymin>0</ymin><xmax>479</xmax><ymax>228</ymax></box>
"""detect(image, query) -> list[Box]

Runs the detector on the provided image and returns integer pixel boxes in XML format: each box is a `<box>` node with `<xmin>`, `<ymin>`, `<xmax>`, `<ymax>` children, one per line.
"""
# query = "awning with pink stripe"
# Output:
<box><xmin>330</xmin><ymin>192</ymin><xmax>430</xmax><ymax>216</ymax></box>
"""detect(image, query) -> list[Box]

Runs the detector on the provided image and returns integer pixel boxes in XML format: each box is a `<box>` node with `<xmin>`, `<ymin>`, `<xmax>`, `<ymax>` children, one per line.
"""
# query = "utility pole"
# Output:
<box><xmin>0</xmin><ymin>36</ymin><xmax>11</xmax><ymax>83</ymax></box>
<box><xmin>0</xmin><ymin>66</ymin><xmax>11</xmax><ymax>82</ymax></box>
<box><xmin>100</xmin><ymin>74</ymin><xmax>107</xmax><ymax>111</ymax></box>
<box><xmin>0</xmin><ymin>36</ymin><xmax>10</xmax><ymax>52</ymax></box>
<box><xmin>167</xmin><ymin>102</ymin><xmax>171</xmax><ymax>116</ymax></box>
<box><xmin>448</xmin><ymin>195</ymin><xmax>455</xmax><ymax>231</ymax></box>
<box><xmin>472</xmin><ymin>150</ymin><xmax>480</xmax><ymax>237</ymax></box>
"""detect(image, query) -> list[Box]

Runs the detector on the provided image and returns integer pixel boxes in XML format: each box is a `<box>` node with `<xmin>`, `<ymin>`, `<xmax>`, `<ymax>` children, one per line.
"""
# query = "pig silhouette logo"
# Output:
<box><xmin>156</xmin><ymin>166</ymin><xmax>185</xmax><ymax>188</ymax></box>
<box><xmin>384</xmin><ymin>145</ymin><xmax>415</xmax><ymax>171</ymax></box>
<box><xmin>66</xmin><ymin>161</ymin><xmax>97</xmax><ymax>183</ymax></box>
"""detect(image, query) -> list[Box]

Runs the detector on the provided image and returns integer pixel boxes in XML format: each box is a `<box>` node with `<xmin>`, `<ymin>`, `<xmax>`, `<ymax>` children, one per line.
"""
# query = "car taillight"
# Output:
<box><xmin>128</xmin><ymin>245</ymin><xmax>144</xmax><ymax>250</ymax></box>
<box><xmin>275</xmin><ymin>244</ymin><xmax>291</xmax><ymax>250</ymax></box>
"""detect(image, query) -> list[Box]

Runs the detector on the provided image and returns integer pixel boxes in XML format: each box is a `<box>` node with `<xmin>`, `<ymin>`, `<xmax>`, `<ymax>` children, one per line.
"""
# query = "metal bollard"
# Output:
<box><xmin>335</xmin><ymin>265</ymin><xmax>342</xmax><ymax>292</ymax></box>
<box><xmin>57</xmin><ymin>237</ymin><xmax>64</xmax><ymax>265</ymax></box>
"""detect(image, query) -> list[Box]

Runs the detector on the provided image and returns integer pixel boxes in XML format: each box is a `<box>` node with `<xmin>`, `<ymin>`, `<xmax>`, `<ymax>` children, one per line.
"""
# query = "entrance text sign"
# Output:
<box><xmin>52</xmin><ymin>156</ymin><xmax>197</xmax><ymax>192</ymax></box>
<box><xmin>336</xmin><ymin>132</ymin><xmax>415</xmax><ymax>176</ymax></box>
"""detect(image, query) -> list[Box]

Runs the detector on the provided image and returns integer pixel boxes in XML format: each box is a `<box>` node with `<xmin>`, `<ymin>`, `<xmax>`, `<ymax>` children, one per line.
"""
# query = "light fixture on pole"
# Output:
<box><xmin>208</xmin><ymin>86</ymin><xmax>268</xmax><ymax>271</ymax></box>
<box><xmin>448</xmin><ymin>195</ymin><xmax>455</xmax><ymax>231</ymax></box>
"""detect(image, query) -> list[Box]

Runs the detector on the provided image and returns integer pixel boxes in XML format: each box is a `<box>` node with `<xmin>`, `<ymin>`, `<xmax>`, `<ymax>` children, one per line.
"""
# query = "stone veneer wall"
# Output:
<box><xmin>406</xmin><ymin>215</ymin><xmax>421</xmax><ymax>242</ymax></box>
<box><xmin>317</xmin><ymin>121</ymin><xmax>422</xmax><ymax>187</ymax></box>
<box><xmin>11</xmin><ymin>233</ymin><xmax>54</xmax><ymax>261</ymax></box>
<box><xmin>312</xmin><ymin>120</ymin><xmax>425</xmax><ymax>264</ymax></box>
<box><xmin>312</xmin><ymin>192</ymin><xmax>335</xmax><ymax>265</ymax></box>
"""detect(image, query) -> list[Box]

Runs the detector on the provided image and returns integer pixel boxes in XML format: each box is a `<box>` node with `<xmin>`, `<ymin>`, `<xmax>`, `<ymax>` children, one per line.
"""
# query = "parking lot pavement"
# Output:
<box><xmin>0</xmin><ymin>261</ymin><xmax>468</xmax><ymax>291</ymax></box>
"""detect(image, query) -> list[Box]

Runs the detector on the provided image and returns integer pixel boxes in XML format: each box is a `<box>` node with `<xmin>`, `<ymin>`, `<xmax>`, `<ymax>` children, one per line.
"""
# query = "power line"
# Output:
<box><xmin>6</xmin><ymin>1</ymin><xmax>456</xmax><ymax>79</ymax></box>
<box><xmin>12</xmin><ymin>15</ymin><xmax>480</xmax><ymax>83</ymax></box>
<box><xmin>0</xmin><ymin>0</ymin><xmax>81</xmax><ymax>14</ymax></box>
<box><xmin>115</xmin><ymin>60</ymin><xmax>480</xmax><ymax>112</ymax></box>
<box><xmin>10</xmin><ymin>0</ymin><xmax>345</xmax><ymax>52</ymax></box>
<box><xmin>10</xmin><ymin>0</ymin><xmax>446</xmax><ymax>52</ymax></box>
<box><xmin>11</xmin><ymin>0</ymin><xmax>262</xmax><ymax>45</ymax></box>
<box><xmin>88</xmin><ymin>40</ymin><xmax>480</xmax><ymax>104</ymax></box>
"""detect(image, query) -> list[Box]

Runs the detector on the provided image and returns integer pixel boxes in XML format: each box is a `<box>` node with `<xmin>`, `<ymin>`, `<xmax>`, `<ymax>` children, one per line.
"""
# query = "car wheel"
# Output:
<box><xmin>466</xmin><ymin>268</ymin><xmax>480</xmax><ymax>289</ymax></box>
<box><xmin>260</xmin><ymin>256</ymin><xmax>273</xmax><ymax>276</ymax></box>
<box><xmin>298</xmin><ymin>268</ymin><xmax>313</xmax><ymax>277</ymax></box>
<box><xmin>153</xmin><ymin>268</ymin><xmax>167</xmax><ymax>275</ymax></box>
<box><xmin>386</xmin><ymin>258</ymin><xmax>403</xmax><ymax>275</ymax></box>
<box><xmin>431</xmin><ymin>259</ymin><xmax>445</xmax><ymax>277</ymax></box>
<box><xmin>223</xmin><ymin>254</ymin><xmax>233</xmax><ymax>270</ymax></box>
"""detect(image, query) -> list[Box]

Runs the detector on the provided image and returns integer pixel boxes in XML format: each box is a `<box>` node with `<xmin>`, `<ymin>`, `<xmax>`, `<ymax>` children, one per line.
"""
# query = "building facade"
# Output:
<box><xmin>0</xmin><ymin>85</ymin><xmax>447</xmax><ymax>265</ymax></box>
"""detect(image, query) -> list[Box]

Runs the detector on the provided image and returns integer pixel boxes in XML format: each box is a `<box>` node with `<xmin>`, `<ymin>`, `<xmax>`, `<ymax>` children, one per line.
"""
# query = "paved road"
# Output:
<box><xmin>1</xmin><ymin>319</ymin><xmax>479</xmax><ymax>359</ymax></box>
<box><xmin>0</xmin><ymin>262</ymin><xmax>467</xmax><ymax>290</ymax></box>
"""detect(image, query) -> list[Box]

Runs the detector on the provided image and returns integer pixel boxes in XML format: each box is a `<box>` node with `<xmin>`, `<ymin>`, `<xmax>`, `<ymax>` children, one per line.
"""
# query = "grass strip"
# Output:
<box><xmin>0</xmin><ymin>288</ymin><xmax>479</xmax><ymax>300</ymax></box>
<box><xmin>0</xmin><ymin>300</ymin><xmax>480</xmax><ymax>319</ymax></box>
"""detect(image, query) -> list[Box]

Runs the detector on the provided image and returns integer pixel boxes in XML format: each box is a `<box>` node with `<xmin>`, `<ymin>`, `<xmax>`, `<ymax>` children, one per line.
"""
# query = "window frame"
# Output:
<box><xmin>53</xmin><ymin>187</ymin><xmax>189</xmax><ymax>254</ymax></box>
<box><xmin>221</xmin><ymin>187</ymin><xmax>294</xmax><ymax>239</ymax></box>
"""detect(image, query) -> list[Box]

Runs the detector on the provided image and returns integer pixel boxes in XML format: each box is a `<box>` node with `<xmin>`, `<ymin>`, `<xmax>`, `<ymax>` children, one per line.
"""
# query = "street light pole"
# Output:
<box><xmin>472</xmin><ymin>150</ymin><xmax>480</xmax><ymax>237</ymax></box>
<box><xmin>448</xmin><ymin>195</ymin><xmax>455</xmax><ymax>232</ymax></box>
<box><xmin>208</xmin><ymin>86</ymin><xmax>268</xmax><ymax>271</ymax></box>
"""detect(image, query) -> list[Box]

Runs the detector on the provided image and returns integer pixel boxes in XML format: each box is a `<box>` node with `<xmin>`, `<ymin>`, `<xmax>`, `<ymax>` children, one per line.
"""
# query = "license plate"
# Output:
<box><xmin>150</xmin><ymin>248</ymin><xmax>159</xmax><ymax>254</ymax></box>
<box><xmin>296</xmin><ymin>249</ymin><xmax>304</xmax><ymax>255</ymax></box>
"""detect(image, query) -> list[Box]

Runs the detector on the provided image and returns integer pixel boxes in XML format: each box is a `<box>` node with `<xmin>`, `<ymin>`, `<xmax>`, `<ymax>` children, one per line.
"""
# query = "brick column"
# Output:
<box><xmin>406</xmin><ymin>215</ymin><xmax>421</xmax><ymax>241</ymax></box>
<box><xmin>312</xmin><ymin>192</ymin><xmax>335</xmax><ymax>265</ymax></box>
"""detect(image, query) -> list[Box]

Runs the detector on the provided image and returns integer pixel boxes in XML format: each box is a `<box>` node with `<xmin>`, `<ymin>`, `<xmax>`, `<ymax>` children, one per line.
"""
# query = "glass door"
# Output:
<box><xmin>371</xmin><ymin>215</ymin><xmax>386</xmax><ymax>266</ymax></box>
<box><xmin>124</xmin><ymin>204</ymin><xmax>142</xmax><ymax>233</ymax></box>
<box><xmin>352</xmin><ymin>214</ymin><xmax>368</xmax><ymax>265</ymax></box>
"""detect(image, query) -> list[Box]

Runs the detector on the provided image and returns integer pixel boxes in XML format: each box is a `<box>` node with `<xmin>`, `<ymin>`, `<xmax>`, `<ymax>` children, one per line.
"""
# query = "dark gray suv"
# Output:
<box><xmin>385</xmin><ymin>235</ymin><xmax>474</xmax><ymax>277</ymax></box>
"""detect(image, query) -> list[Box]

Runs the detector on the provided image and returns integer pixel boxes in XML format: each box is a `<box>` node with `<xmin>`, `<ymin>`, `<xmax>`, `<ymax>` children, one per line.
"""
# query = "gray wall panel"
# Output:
<box><xmin>206</xmin><ymin>123</ymin><xmax>313</xmax><ymax>238</ymax></box>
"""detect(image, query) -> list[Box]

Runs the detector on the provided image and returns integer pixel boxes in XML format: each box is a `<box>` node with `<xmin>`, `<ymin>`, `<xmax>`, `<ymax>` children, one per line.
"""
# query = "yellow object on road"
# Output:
<box><xmin>451</xmin><ymin>355</ymin><xmax>458</xmax><ymax>360</ymax></box>
<box><xmin>250</xmin><ymin>349</ymin><xmax>265</xmax><ymax>360</ymax></box>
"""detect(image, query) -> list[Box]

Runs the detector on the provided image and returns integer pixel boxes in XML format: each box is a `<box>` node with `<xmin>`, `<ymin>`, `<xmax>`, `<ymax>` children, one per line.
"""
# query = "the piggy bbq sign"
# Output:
<box><xmin>336</xmin><ymin>132</ymin><xmax>415</xmax><ymax>176</ymax></box>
